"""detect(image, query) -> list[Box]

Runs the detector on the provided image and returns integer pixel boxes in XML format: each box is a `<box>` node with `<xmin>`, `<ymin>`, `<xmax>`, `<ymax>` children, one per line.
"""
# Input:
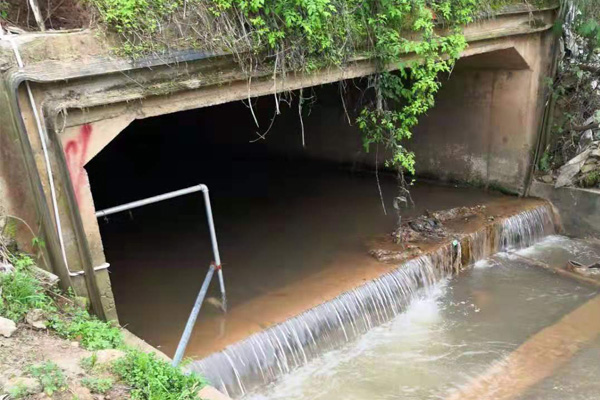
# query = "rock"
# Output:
<box><xmin>73</xmin><ymin>296</ymin><xmax>89</xmax><ymax>310</ymax></box>
<box><xmin>71</xmin><ymin>341</ymin><xmax>80</xmax><ymax>348</ymax></box>
<box><xmin>25</xmin><ymin>309</ymin><xmax>47</xmax><ymax>330</ymax></box>
<box><xmin>95</xmin><ymin>349</ymin><xmax>126</xmax><ymax>365</ymax></box>
<box><xmin>578</xmin><ymin>130</ymin><xmax>594</xmax><ymax>152</ymax></box>
<box><xmin>556</xmin><ymin>149</ymin><xmax>591</xmax><ymax>188</ymax></box>
<box><xmin>0</xmin><ymin>317</ymin><xmax>17</xmax><ymax>338</ymax></box>
<box><xmin>581</xmin><ymin>164</ymin><xmax>598</xmax><ymax>174</ymax></box>
<box><xmin>584</xmin><ymin>115</ymin><xmax>598</xmax><ymax>127</ymax></box>
<box><xmin>591</xmin><ymin>148</ymin><xmax>600</xmax><ymax>158</ymax></box>
<box><xmin>69</xmin><ymin>384</ymin><xmax>93</xmax><ymax>400</ymax></box>
<box><xmin>0</xmin><ymin>262</ymin><xmax>14</xmax><ymax>274</ymax></box>
<box><xmin>541</xmin><ymin>175</ymin><xmax>554</xmax><ymax>183</ymax></box>
<box><xmin>4</xmin><ymin>377</ymin><xmax>42</xmax><ymax>396</ymax></box>
<box><xmin>30</xmin><ymin>267</ymin><xmax>59</xmax><ymax>289</ymax></box>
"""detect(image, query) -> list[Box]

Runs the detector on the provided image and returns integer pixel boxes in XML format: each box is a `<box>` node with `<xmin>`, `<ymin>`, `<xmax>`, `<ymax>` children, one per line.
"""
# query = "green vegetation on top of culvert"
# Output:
<box><xmin>0</xmin><ymin>250</ymin><xmax>208</xmax><ymax>399</ymax></box>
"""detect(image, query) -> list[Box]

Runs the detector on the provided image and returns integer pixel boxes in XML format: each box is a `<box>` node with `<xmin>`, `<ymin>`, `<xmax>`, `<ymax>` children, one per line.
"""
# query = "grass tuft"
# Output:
<box><xmin>0</xmin><ymin>254</ymin><xmax>53</xmax><ymax>322</ymax></box>
<box><xmin>113</xmin><ymin>350</ymin><xmax>207</xmax><ymax>400</ymax></box>
<box><xmin>28</xmin><ymin>362</ymin><xmax>67</xmax><ymax>396</ymax></box>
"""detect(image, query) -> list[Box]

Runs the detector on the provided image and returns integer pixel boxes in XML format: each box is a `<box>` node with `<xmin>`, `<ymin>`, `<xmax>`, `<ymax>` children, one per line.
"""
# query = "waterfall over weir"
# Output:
<box><xmin>189</xmin><ymin>204</ymin><xmax>556</xmax><ymax>398</ymax></box>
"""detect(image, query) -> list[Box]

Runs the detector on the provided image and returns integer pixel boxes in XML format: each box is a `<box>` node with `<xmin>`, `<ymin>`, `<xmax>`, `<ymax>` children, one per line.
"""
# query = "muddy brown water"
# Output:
<box><xmin>97</xmin><ymin>159</ymin><xmax>504</xmax><ymax>357</ymax></box>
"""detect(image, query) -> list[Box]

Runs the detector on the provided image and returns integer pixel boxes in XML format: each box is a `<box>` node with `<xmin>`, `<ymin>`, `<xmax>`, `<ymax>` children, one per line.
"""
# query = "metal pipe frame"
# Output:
<box><xmin>95</xmin><ymin>184</ymin><xmax>227</xmax><ymax>366</ymax></box>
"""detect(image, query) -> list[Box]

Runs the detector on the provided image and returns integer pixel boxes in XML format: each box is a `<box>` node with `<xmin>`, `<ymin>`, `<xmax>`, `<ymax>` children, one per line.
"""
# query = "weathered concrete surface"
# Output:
<box><xmin>412</xmin><ymin>32</ymin><xmax>553</xmax><ymax>191</ymax></box>
<box><xmin>0</xmin><ymin>4</ymin><xmax>559</xmax><ymax>319</ymax></box>
<box><xmin>445</xmin><ymin>294</ymin><xmax>600</xmax><ymax>400</ymax></box>
<box><xmin>530</xmin><ymin>181</ymin><xmax>600</xmax><ymax>238</ymax></box>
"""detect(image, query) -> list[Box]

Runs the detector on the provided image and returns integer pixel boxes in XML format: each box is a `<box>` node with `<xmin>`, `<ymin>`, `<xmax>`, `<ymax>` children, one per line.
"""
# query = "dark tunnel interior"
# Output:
<box><xmin>85</xmin><ymin>79</ymin><xmax>501</xmax><ymax>354</ymax></box>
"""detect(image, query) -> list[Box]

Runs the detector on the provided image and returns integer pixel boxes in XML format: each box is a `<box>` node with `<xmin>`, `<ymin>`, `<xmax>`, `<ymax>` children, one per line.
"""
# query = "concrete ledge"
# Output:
<box><xmin>529</xmin><ymin>181</ymin><xmax>600</xmax><ymax>238</ymax></box>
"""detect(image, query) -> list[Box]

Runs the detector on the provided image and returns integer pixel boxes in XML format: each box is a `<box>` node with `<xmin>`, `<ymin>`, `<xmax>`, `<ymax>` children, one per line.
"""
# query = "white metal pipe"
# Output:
<box><xmin>172</xmin><ymin>264</ymin><xmax>216</xmax><ymax>367</ymax></box>
<box><xmin>69</xmin><ymin>262</ymin><xmax>111</xmax><ymax>276</ymax></box>
<box><xmin>95</xmin><ymin>185</ymin><xmax>206</xmax><ymax>217</ymax></box>
<box><xmin>95</xmin><ymin>184</ymin><xmax>227</xmax><ymax>365</ymax></box>
<box><xmin>200</xmin><ymin>187</ymin><xmax>227</xmax><ymax>311</ymax></box>
<box><xmin>3</xmin><ymin>31</ymin><xmax>76</xmax><ymax>277</ymax></box>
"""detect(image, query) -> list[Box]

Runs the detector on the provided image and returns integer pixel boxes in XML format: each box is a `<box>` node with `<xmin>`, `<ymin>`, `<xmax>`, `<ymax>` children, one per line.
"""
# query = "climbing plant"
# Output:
<box><xmin>88</xmin><ymin>0</ymin><xmax>532</xmax><ymax>218</ymax></box>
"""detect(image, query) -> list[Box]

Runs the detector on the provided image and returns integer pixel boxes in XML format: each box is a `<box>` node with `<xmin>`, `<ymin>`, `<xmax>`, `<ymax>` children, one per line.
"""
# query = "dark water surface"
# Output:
<box><xmin>92</xmin><ymin>155</ymin><xmax>501</xmax><ymax>355</ymax></box>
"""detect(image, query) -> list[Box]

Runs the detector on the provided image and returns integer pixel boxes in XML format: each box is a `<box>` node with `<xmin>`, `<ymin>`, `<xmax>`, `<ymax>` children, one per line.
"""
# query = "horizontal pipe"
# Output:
<box><xmin>95</xmin><ymin>184</ymin><xmax>207</xmax><ymax>217</ymax></box>
<box><xmin>69</xmin><ymin>262</ymin><xmax>110</xmax><ymax>277</ymax></box>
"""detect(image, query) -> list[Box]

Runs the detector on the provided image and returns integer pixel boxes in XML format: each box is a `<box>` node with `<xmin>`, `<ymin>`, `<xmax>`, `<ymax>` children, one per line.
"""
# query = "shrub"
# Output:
<box><xmin>0</xmin><ymin>255</ymin><xmax>53</xmax><ymax>322</ymax></box>
<box><xmin>82</xmin><ymin>376</ymin><xmax>114</xmax><ymax>394</ymax></box>
<box><xmin>113</xmin><ymin>350</ymin><xmax>206</xmax><ymax>400</ymax></box>
<box><xmin>49</xmin><ymin>308</ymin><xmax>123</xmax><ymax>350</ymax></box>
<box><xmin>28</xmin><ymin>362</ymin><xmax>67</xmax><ymax>396</ymax></box>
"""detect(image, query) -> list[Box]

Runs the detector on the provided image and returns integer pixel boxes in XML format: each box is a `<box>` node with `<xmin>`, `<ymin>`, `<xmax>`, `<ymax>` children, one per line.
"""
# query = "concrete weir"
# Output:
<box><xmin>189</xmin><ymin>199</ymin><xmax>557</xmax><ymax>397</ymax></box>
<box><xmin>0</xmin><ymin>2</ymin><xmax>560</xmax><ymax>322</ymax></box>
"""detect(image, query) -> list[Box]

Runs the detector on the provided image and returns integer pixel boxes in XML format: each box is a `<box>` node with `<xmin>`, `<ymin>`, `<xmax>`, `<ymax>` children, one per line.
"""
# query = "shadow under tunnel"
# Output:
<box><xmin>86</xmin><ymin>76</ymin><xmax>509</xmax><ymax>357</ymax></box>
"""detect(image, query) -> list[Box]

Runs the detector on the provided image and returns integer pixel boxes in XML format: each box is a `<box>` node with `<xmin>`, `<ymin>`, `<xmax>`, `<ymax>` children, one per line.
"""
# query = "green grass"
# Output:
<box><xmin>113</xmin><ymin>350</ymin><xmax>207</xmax><ymax>400</ymax></box>
<box><xmin>0</xmin><ymin>255</ymin><xmax>53</xmax><ymax>322</ymax></box>
<box><xmin>0</xmin><ymin>250</ymin><xmax>209</xmax><ymax>399</ymax></box>
<box><xmin>582</xmin><ymin>170</ymin><xmax>600</xmax><ymax>188</ymax></box>
<box><xmin>7</xmin><ymin>383</ymin><xmax>29</xmax><ymax>399</ymax></box>
<box><xmin>80</xmin><ymin>353</ymin><xmax>99</xmax><ymax>372</ymax></box>
<box><xmin>49</xmin><ymin>308</ymin><xmax>123</xmax><ymax>350</ymax></box>
<box><xmin>81</xmin><ymin>376</ymin><xmax>114</xmax><ymax>394</ymax></box>
<box><xmin>28</xmin><ymin>362</ymin><xmax>67</xmax><ymax>396</ymax></box>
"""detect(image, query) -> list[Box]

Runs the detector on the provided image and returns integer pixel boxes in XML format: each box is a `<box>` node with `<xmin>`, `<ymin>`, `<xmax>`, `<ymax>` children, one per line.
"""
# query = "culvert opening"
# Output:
<box><xmin>85</xmin><ymin>72</ymin><xmax>517</xmax><ymax>359</ymax></box>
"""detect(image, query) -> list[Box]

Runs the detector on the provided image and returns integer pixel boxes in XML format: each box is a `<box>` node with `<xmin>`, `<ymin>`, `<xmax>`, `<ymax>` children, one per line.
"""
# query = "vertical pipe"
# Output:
<box><xmin>201</xmin><ymin>186</ymin><xmax>227</xmax><ymax>311</ymax></box>
<box><xmin>172</xmin><ymin>264</ymin><xmax>216</xmax><ymax>367</ymax></box>
<box><xmin>27</xmin><ymin>0</ymin><xmax>46</xmax><ymax>31</ymax></box>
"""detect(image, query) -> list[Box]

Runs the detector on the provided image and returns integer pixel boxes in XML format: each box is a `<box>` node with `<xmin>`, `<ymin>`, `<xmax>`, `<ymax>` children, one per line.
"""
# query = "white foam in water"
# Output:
<box><xmin>190</xmin><ymin>204</ymin><xmax>557</xmax><ymax>398</ymax></box>
<box><xmin>245</xmin><ymin>282</ymin><xmax>448</xmax><ymax>400</ymax></box>
<box><xmin>497</xmin><ymin>205</ymin><xmax>555</xmax><ymax>251</ymax></box>
<box><xmin>473</xmin><ymin>258</ymin><xmax>499</xmax><ymax>269</ymax></box>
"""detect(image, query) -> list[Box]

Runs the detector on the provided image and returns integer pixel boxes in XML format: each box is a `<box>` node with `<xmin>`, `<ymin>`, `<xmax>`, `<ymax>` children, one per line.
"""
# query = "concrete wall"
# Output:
<box><xmin>530</xmin><ymin>182</ymin><xmax>600</xmax><ymax>238</ymax></box>
<box><xmin>412</xmin><ymin>35</ymin><xmax>553</xmax><ymax>192</ymax></box>
<box><xmin>266</xmin><ymin>34</ymin><xmax>554</xmax><ymax>194</ymax></box>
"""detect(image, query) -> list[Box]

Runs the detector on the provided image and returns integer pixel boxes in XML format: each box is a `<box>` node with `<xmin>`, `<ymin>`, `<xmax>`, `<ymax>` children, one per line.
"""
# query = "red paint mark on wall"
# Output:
<box><xmin>64</xmin><ymin>124</ymin><xmax>93</xmax><ymax>204</ymax></box>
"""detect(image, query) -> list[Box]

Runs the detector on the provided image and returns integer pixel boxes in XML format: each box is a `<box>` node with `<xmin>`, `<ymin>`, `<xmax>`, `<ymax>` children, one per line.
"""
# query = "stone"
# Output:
<box><xmin>25</xmin><ymin>309</ymin><xmax>47</xmax><ymax>330</ymax></box>
<box><xmin>3</xmin><ymin>377</ymin><xmax>42</xmax><ymax>396</ymax></box>
<box><xmin>73</xmin><ymin>296</ymin><xmax>89</xmax><ymax>310</ymax></box>
<box><xmin>581</xmin><ymin>164</ymin><xmax>598</xmax><ymax>174</ymax></box>
<box><xmin>556</xmin><ymin>149</ymin><xmax>591</xmax><ymax>188</ymax></box>
<box><xmin>578</xmin><ymin>130</ymin><xmax>594</xmax><ymax>152</ymax></box>
<box><xmin>0</xmin><ymin>262</ymin><xmax>14</xmax><ymax>274</ymax></box>
<box><xmin>541</xmin><ymin>175</ymin><xmax>553</xmax><ymax>183</ymax></box>
<box><xmin>69</xmin><ymin>384</ymin><xmax>93</xmax><ymax>400</ymax></box>
<box><xmin>95</xmin><ymin>349</ymin><xmax>126</xmax><ymax>365</ymax></box>
<box><xmin>0</xmin><ymin>317</ymin><xmax>17</xmax><ymax>338</ymax></box>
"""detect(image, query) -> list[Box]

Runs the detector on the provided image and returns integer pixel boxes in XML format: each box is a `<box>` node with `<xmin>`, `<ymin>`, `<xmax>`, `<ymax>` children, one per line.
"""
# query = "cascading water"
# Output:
<box><xmin>497</xmin><ymin>204</ymin><xmax>555</xmax><ymax>250</ymax></box>
<box><xmin>189</xmin><ymin>204</ymin><xmax>556</xmax><ymax>398</ymax></box>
